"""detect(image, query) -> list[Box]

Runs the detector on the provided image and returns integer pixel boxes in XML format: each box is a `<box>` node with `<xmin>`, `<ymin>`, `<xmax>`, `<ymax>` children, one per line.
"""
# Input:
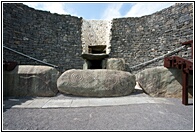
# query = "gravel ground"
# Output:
<box><xmin>3</xmin><ymin>98</ymin><xmax>193</xmax><ymax>131</ymax></box>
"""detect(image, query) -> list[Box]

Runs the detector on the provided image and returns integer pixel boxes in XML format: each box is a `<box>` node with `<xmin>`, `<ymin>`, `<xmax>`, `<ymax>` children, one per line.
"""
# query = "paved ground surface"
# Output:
<box><xmin>3</xmin><ymin>93</ymin><xmax>172</xmax><ymax>109</ymax></box>
<box><xmin>3</xmin><ymin>92</ymin><xmax>194</xmax><ymax>131</ymax></box>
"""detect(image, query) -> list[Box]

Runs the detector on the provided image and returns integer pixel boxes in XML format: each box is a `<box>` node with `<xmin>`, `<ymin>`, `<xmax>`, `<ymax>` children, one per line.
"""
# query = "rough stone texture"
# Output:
<box><xmin>136</xmin><ymin>66</ymin><xmax>192</xmax><ymax>98</ymax></box>
<box><xmin>3</xmin><ymin>3</ymin><xmax>83</xmax><ymax>73</ymax></box>
<box><xmin>3</xmin><ymin>65</ymin><xmax>59</xmax><ymax>97</ymax></box>
<box><xmin>57</xmin><ymin>69</ymin><xmax>135</xmax><ymax>97</ymax></box>
<box><xmin>81</xmin><ymin>53</ymin><xmax>109</xmax><ymax>60</ymax></box>
<box><xmin>106</xmin><ymin>58</ymin><xmax>126</xmax><ymax>71</ymax></box>
<box><xmin>3</xmin><ymin>3</ymin><xmax>193</xmax><ymax>74</ymax></box>
<box><xmin>81</xmin><ymin>20</ymin><xmax>112</xmax><ymax>54</ymax></box>
<box><xmin>110</xmin><ymin>3</ymin><xmax>193</xmax><ymax>73</ymax></box>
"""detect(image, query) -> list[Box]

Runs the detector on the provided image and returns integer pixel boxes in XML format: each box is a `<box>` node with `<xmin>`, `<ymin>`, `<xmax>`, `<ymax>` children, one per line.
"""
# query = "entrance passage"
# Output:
<box><xmin>81</xmin><ymin>45</ymin><xmax>108</xmax><ymax>70</ymax></box>
<box><xmin>89</xmin><ymin>60</ymin><xmax>102</xmax><ymax>69</ymax></box>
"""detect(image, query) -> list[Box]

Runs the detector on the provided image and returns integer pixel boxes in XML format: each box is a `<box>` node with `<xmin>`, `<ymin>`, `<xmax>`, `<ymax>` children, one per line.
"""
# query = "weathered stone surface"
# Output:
<box><xmin>57</xmin><ymin>69</ymin><xmax>135</xmax><ymax>97</ymax></box>
<box><xmin>106</xmin><ymin>58</ymin><xmax>126</xmax><ymax>71</ymax></box>
<box><xmin>81</xmin><ymin>53</ymin><xmax>109</xmax><ymax>60</ymax></box>
<box><xmin>3</xmin><ymin>3</ymin><xmax>192</xmax><ymax>74</ymax></box>
<box><xmin>136</xmin><ymin>66</ymin><xmax>192</xmax><ymax>98</ymax></box>
<box><xmin>3</xmin><ymin>3</ymin><xmax>83</xmax><ymax>73</ymax></box>
<box><xmin>81</xmin><ymin>20</ymin><xmax>111</xmax><ymax>54</ymax></box>
<box><xmin>110</xmin><ymin>3</ymin><xmax>193</xmax><ymax>74</ymax></box>
<box><xmin>3</xmin><ymin>65</ymin><xmax>59</xmax><ymax>97</ymax></box>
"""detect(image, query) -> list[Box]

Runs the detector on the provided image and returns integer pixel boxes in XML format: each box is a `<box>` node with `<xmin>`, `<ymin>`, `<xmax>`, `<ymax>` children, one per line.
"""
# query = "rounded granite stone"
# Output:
<box><xmin>57</xmin><ymin>69</ymin><xmax>136</xmax><ymax>97</ymax></box>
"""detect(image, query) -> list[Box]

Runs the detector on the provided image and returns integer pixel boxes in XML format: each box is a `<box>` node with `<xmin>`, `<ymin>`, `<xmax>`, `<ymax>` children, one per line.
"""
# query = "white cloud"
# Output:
<box><xmin>22</xmin><ymin>2</ymin><xmax>40</xmax><ymax>8</ymax></box>
<box><xmin>23</xmin><ymin>2</ymin><xmax>76</xmax><ymax>15</ymax></box>
<box><xmin>125</xmin><ymin>2</ymin><xmax>175</xmax><ymax>17</ymax></box>
<box><xmin>101</xmin><ymin>3</ymin><xmax>123</xmax><ymax>20</ymax></box>
<box><xmin>101</xmin><ymin>3</ymin><xmax>175</xmax><ymax>20</ymax></box>
<box><xmin>23</xmin><ymin>2</ymin><xmax>176</xmax><ymax>20</ymax></box>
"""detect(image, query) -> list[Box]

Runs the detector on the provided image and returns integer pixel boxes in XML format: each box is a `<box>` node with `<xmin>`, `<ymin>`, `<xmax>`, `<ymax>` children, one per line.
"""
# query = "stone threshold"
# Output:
<box><xmin>3</xmin><ymin>94</ymin><xmax>174</xmax><ymax>109</ymax></box>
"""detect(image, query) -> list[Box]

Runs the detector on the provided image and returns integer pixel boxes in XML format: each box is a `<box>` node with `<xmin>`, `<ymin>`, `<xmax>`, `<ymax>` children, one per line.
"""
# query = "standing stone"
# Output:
<box><xmin>57</xmin><ymin>69</ymin><xmax>136</xmax><ymax>97</ymax></box>
<box><xmin>136</xmin><ymin>66</ymin><xmax>192</xmax><ymax>98</ymax></box>
<box><xmin>106</xmin><ymin>58</ymin><xmax>126</xmax><ymax>71</ymax></box>
<box><xmin>3</xmin><ymin>65</ymin><xmax>59</xmax><ymax>97</ymax></box>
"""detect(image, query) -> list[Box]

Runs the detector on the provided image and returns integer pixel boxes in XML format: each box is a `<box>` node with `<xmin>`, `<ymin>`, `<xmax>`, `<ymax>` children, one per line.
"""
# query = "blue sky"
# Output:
<box><xmin>23</xmin><ymin>2</ymin><xmax>176</xmax><ymax>20</ymax></box>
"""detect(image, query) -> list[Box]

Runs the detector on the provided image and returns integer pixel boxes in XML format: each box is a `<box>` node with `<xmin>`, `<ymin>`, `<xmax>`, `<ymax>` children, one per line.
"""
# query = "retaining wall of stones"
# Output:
<box><xmin>110</xmin><ymin>3</ymin><xmax>193</xmax><ymax>73</ymax></box>
<box><xmin>3</xmin><ymin>3</ymin><xmax>193</xmax><ymax>73</ymax></box>
<box><xmin>3</xmin><ymin>3</ymin><xmax>83</xmax><ymax>73</ymax></box>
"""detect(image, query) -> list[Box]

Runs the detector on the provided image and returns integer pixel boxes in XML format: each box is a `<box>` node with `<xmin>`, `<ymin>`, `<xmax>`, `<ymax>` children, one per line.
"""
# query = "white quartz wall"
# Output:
<box><xmin>81</xmin><ymin>20</ymin><xmax>112</xmax><ymax>54</ymax></box>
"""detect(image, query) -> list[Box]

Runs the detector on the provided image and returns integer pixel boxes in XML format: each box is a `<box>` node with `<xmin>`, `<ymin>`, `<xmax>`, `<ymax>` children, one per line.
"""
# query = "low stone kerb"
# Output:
<box><xmin>57</xmin><ymin>69</ymin><xmax>136</xmax><ymax>97</ymax></box>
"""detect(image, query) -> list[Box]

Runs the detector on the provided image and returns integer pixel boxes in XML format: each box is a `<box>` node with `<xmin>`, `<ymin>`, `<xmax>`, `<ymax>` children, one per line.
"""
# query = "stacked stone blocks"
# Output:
<box><xmin>3</xmin><ymin>3</ymin><xmax>193</xmax><ymax>73</ymax></box>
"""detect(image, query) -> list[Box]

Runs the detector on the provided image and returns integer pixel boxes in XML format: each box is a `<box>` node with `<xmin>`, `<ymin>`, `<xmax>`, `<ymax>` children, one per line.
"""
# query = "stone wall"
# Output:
<box><xmin>110</xmin><ymin>3</ymin><xmax>193</xmax><ymax>73</ymax></box>
<box><xmin>3</xmin><ymin>3</ymin><xmax>83</xmax><ymax>73</ymax></box>
<box><xmin>3</xmin><ymin>3</ymin><xmax>193</xmax><ymax>73</ymax></box>
<box><xmin>81</xmin><ymin>20</ymin><xmax>111</xmax><ymax>54</ymax></box>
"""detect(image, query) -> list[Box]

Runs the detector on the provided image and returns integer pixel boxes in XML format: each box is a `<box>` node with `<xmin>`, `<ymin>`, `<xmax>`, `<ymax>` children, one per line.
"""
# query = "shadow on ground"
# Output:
<box><xmin>3</xmin><ymin>96</ymin><xmax>35</xmax><ymax>112</ymax></box>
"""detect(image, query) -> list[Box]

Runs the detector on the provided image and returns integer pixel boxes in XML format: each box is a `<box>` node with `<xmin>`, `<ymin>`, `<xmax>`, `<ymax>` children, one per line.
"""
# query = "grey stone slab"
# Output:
<box><xmin>42</xmin><ymin>99</ymin><xmax>72</xmax><ymax>108</ymax></box>
<box><xmin>21</xmin><ymin>98</ymin><xmax>50</xmax><ymax>108</ymax></box>
<box><xmin>70</xmin><ymin>99</ymin><xmax>90</xmax><ymax>107</ymax></box>
<box><xmin>88</xmin><ymin>98</ymin><xmax>117</xmax><ymax>107</ymax></box>
<box><xmin>57</xmin><ymin>69</ymin><xmax>135</xmax><ymax>97</ymax></box>
<box><xmin>4</xmin><ymin>65</ymin><xmax>59</xmax><ymax>97</ymax></box>
<box><xmin>108</xmin><ymin>97</ymin><xmax>153</xmax><ymax>105</ymax></box>
<box><xmin>3</xmin><ymin>94</ymin><xmax>174</xmax><ymax>109</ymax></box>
<box><xmin>81</xmin><ymin>53</ymin><xmax>109</xmax><ymax>60</ymax></box>
<box><xmin>112</xmin><ymin>97</ymin><xmax>145</xmax><ymax>105</ymax></box>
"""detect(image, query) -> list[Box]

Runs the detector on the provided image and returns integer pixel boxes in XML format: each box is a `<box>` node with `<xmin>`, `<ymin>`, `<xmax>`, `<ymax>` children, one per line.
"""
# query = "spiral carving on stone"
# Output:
<box><xmin>69</xmin><ymin>72</ymin><xmax>84</xmax><ymax>87</ymax></box>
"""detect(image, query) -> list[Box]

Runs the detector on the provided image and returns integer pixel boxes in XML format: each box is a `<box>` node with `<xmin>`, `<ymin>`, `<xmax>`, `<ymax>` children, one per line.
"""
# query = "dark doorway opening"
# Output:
<box><xmin>89</xmin><ymin>60</ymin><xmax>102</xmax><ymax>69</ymax></box>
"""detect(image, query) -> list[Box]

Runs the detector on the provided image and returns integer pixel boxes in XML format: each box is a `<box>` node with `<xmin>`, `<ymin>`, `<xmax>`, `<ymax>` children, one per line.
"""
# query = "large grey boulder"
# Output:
<box><xmin>57</xmin><ymin>69</ymin><xmax>135</xmax><ymax>97</ymax></box>
<box><xmin>136</xmin><ymin>66</ymin><xmax>192</xmax><ymax>98</ymax></box>
<box><xmin>3</xmin><ymin>65</ymin><xmax>59</xmax><ymax>97</ymax></box>
<box><xmin>106</xmin><ymin>58</ymin><xmax>126</xmax><ymax>71</ymax></box>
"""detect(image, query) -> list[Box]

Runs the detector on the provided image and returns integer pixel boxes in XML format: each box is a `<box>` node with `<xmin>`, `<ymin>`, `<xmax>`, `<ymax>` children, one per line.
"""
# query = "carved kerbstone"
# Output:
<box><xmin>106</xmin><ymin>58</ymin><xmax>126</xmax><ymax>71</ymax></box>
<box><xmin>57</xmin><ymin>69</ymin><xmax>136</xmax><ymax>97</ymax></box>
<box><xmin>3</xmin><ymin>65</ymin><xmax>59</xmax><ymax>97</ymax></box>
<box><xmin>136</xmin><ymin>66</ymin><xmax>193</xmax><ymax>98</ymax></box>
